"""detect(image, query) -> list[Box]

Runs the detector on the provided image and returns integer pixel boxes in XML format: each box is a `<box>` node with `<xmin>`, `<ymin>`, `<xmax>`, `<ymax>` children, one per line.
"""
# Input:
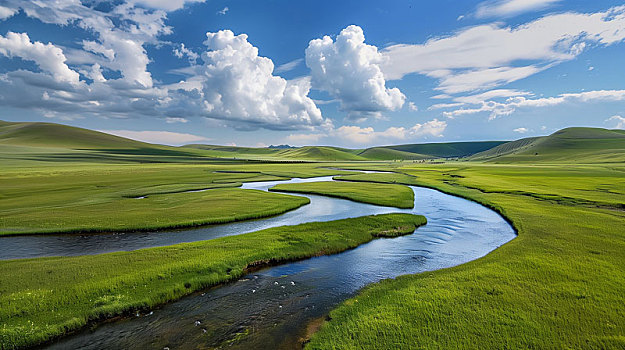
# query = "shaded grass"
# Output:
<box><xmin>269</xmin><ymin>181</ymin><xmax>414</xmax><ymax>209</ymax></box>
<box><xmin>307</xmin><ymin>163</ymin><xmax>625</xmax><ymax>349</ymax></box>
<box><xmin>0</xmin><ymin>213</ymin><xmax>426</xmax><ymax>349</ymax></box>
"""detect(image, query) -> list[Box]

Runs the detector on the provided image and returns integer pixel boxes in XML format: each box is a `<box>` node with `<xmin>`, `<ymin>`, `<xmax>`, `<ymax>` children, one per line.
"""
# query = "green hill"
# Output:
<box><xmin>276</xmin><ymin>146</ymin><xmax>367</xmax><ymax>161</ymax></box>
<box><xmin>0</xmin><ymin>120</ymin><xmax>215</xmax><ymax>163</ymax></box>
<box><xmin>357</xmin><ymin>147</ymin><xmax>428</xmax><ymax>160</ymax></box>
<box><xmin>380</xmin><ymin>141</ymin><xmax>507</xmax><ymax>158</ymax></box>
<box><xmin>0</xmin><ymin>121</ymin><xmax>150</xmax><ymax>149</ymax></box>
<box><xmin>471</xmin><ymin>127</ymin><xmax>625</xmax><ymax>163</ymax></box>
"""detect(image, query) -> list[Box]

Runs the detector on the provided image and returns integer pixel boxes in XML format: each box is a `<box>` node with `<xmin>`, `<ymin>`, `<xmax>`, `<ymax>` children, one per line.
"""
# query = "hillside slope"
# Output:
<box><xmin>380</xmin><ymin>141</ymin><xmax>507</xmax><ymax>158</ymax></box>
<box><xmin>0</xmin><ymin>121</ymin><xmax>150</xmax><ymax>149</ymax></box>
<box><xmin>471</xmin><ymin>127</ymin><xmax>625</xmax><ymax>163</ymax></box>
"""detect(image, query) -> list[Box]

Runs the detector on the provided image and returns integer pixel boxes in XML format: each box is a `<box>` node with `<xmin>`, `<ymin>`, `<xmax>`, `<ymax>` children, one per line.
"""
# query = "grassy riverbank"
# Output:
<box><xmin>0</xmin><ymin>213</ymin><xmax>426</xmax><ymax>349</ymax></box>
<box><xmin>308</xmin><ymin>163</ymin><xmax>625</xmax><ymax>349</ymax></box>
<box><xmin>270</xmin><ymin>181</ymin><xmax>414</xmax><ymax>209</ymax></box>
<box><xmin>0</xmin><ymin>163</ymin><xmax>369</xmax><ymax>235</ymax></box>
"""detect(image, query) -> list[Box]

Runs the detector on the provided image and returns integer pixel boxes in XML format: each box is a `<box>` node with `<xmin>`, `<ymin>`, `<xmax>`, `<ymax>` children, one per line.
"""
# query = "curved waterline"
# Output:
<box><xmin>31</xmin><ymin>175</ymin><xmax>516</xmax><ymax>349</ymax></box>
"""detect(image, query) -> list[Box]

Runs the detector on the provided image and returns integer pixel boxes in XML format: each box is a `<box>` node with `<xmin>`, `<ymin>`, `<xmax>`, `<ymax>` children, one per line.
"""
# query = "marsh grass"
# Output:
<box><xmin>0</xmin><ymin>213</ymin><xmax>426</xmax><ymax>349</ymax></box>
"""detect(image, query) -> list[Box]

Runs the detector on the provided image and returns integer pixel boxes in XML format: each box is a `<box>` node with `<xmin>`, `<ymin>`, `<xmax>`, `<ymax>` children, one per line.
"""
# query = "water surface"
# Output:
<box><xmin>38</xmin><ymin>177</ymin><xmax>515</xmax><ymax>349</ymax></box>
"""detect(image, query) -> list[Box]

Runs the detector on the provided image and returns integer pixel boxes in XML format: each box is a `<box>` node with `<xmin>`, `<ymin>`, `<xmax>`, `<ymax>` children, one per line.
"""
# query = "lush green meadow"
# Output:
<box><xmin>308</xmin><ymin>163</ymin><xmax>625</xmax><ymax>349</ymax></box>
<box><xmin>0</xmin><ymin>162</ymin><xmax>373</xmax><ymax>235</ymax></box>
<box><xmin>0</xmin><ymin>213</ymin><xmax>426</xmax><ymax>348</ymax></box>
<box><xmin>270</xmin><ymin>181</ymin><xmax>415</xmax><ymax>208</ymax></box>
<box><xmin>2</xmin><ymin>121</ymin><xmax>625</xmax><ymax>349</ymax></box>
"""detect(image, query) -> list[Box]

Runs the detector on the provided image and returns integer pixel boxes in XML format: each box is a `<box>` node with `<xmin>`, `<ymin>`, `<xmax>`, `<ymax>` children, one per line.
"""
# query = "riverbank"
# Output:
<box><xmin>307</xmin><ymin>163</ymin><xmax>625</xmax><ymax>349</ymax></box>
<box><xmin>269</xmin><ymin>181</ymin><xmax>415</xmax><ymax>209</ymax></box>
<box><xmin>0</xmin><ymin>213</ymin><xmax>425</xmax><ymax>349</ymax></box>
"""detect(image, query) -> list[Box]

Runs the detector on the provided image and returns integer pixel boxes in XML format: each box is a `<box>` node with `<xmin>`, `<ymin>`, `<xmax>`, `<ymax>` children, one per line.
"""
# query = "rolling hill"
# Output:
<box><xmin>378</xmin><ymin>141</ymin><xmax>508</xmax><ymax>158</ymax></box>
<box><xmin>471</xmin><ymin>127</ymin><xmax>625</xmax><ymax>163</ymax></box>
<box><xmin>0</xmin><ymin>120</ymin><xmax>150</xmax><ymax>149</ymax></box>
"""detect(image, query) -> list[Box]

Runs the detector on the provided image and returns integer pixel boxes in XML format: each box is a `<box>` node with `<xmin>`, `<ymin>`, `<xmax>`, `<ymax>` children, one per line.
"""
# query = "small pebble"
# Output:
<box><xmin>290</xmin><ymin>281</ymin><xmax>295</xmax><ymax>286</ymax></box>
<box><xmin>274</xmin><ymin>281</ymin><xmax>278</xmax><ymax>285</ymax></box>
<box><xmin>194</xmin><ymin>320</ymin><xmax>201</xmax><ymax>326</ymax></box>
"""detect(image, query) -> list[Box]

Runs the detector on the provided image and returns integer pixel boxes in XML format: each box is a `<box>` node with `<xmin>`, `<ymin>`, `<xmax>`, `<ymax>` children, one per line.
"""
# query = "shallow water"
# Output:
<box><xmin>36</xmin><ymin>177</ymin><xmax>516</xmax><ymax>349</ymax></box>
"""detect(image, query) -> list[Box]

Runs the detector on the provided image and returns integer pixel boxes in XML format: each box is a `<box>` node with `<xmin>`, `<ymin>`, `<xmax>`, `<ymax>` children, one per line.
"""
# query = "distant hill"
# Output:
<box><xmin>0</xmin><ymin>120</ymin><xmax>150</xmax><ymax>149</ymax></box>
<box><xmin>357</xmin><ymin>147</ymin><xmax>429</xmax><ymax>160</ymax></box>
<box><xmin>471</xmin><ymin>127</ymin><xmax>625</xmax><ymax>163</ymax></box>
<box><xmin>0</xmin><ymin>120</ymin><xmax>213</xmax><ymax>162</ymax></box>
<box><xmin>377</xmin><ymin>141</ymin><xmax>508</xmax><ymax>159</ymax></box>
<box><xmin>19</xmin><ymin>120</ymin><xmax>625</xmax><ymax>164</ymax></box>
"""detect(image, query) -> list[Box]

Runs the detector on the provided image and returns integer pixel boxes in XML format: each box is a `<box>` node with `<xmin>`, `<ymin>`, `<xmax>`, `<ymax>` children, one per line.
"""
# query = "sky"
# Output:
<box><xmin>0</xmin><ymin>0</ymin><xmax>624</xmax><ymax>147</ymax></box>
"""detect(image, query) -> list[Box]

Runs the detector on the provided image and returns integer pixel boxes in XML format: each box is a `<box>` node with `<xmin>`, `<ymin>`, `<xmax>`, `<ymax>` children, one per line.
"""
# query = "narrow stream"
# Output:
<box><xmin>30</xmin><ymin>175</ymin><xmax>516</xmax><ymax>349</ymax></box>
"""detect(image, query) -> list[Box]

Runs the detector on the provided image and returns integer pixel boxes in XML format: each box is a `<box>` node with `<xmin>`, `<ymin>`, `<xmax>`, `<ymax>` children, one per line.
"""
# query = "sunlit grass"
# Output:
<box><xmin>307</xmin><ymin>163</ymin><xmax>625</xmax><ymax>349</ymax></box>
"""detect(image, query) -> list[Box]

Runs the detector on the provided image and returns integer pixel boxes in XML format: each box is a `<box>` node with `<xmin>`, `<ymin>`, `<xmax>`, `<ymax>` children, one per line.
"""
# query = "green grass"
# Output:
<box><xmin>0</xmin><ymin>162</ymin><xmax>375</xmax><ymax>235</ymax></box>
<box><xmin>307</xmin><ymin>162</ymin><xmax>625</xmax><ymax>349</ymax></box>
<box><xmin>269</xmin><ymin>181</ymin><xmax>415</xmax><ymax>208</ymax></box>
<box><xmin>0</xmin><ymin>213</ymin><xmax>426</xmax><ymax>349</ymax></box>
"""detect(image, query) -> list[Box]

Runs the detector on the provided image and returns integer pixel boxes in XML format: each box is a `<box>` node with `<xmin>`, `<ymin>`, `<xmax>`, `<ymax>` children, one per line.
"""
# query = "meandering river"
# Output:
<box><xmin>5</xmin><ymin>175</ymin><xmax>516</xmax><ymax>349</ymax></box>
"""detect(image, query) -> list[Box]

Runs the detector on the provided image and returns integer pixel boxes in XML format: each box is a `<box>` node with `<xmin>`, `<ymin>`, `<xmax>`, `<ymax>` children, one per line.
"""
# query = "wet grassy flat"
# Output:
<box><xmin>270</xmin><ymin>181</ymin><xmax>415</xmax><ymax>208</ymax></box>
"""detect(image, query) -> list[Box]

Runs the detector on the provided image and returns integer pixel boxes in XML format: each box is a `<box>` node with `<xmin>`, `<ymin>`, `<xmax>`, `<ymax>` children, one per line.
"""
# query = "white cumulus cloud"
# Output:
<box><xmin>177</xmin><ymin>30</ymin><xmax>327</xmax><ymax>130</ymax></box>
<box><xmin>0</xmin><ymin>32</ymin><xmax>80</xmax><ymax>84</ymax></box>
<box><xmin>513</xmin><ymin>127</ymin><xmax>529</xmax><ymax>133</ymax></box>
<box><xmin>306</xmin><ymin>25</ymin><xmax>405</xmax><ymax>121</ymax></box>
<box><xmin>607</xmin><ymin>115</ymin><xmax>625</xmax><ymax>129</ymax></box>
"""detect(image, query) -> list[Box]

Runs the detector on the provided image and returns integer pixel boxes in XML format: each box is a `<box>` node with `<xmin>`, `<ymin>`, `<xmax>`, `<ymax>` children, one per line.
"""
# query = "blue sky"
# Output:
<box><xmin>0</xmin><ymin>0</ymin><xmax>624</xmax><ymax>147</ymax></box>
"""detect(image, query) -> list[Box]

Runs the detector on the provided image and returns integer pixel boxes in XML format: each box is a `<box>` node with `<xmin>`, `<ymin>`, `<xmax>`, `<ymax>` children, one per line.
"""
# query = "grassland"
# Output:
<box><xmin>270</xmin><ymin>181</ymin><xmax>415</xmax><ymax>208</ymax></box>
<box><xmin>0</xmin><ymin>161</ymin><xmax>384</xmax><ymax>235</ymax></box>
<box><xmin>307</xmin><ymin>163</ymin><xmax>625</xmax><ymax>349</ymax></box>
<box><xmin>0</xmin><ymin>213</ymin><xmax>426</xmax><ymax>349</ymax></box>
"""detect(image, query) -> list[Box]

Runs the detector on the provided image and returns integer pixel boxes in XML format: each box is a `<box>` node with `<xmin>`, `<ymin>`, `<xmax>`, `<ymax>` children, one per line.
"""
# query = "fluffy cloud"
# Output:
<box><xmin>440</xmin><ymin>89</ymin><xmax>625</xmax><ymax>119</ymax></box>
<box><xmin>0</xmin><ymin>5</ymin><xmax>16</xmax><ymax>20</ymax></box>
<box><xmin>306</xmin><ymin>25</ymin><xmax>405</xmax><ymax>121</ymax></box>
<box><xmin>100</xmin><ymin>129</ymin><xmax>209</xmax><ymax>145</ymax></box>
<box><xmin>286</xmin><ymin>119</ymin><xmax>446</xmax><ymax>146</ymax></box>
<box><xmin>513</xmin><ymin>127</ymin><xmax>529</xmax><ymax>133</ymax></box>
<box><xmin>335</xmin><ymin>119</ymin><xmax>446</xmax><ymax>144</ymax></box>
<box><xmin>382</xmin><ymin>6</ymin><xmax>625</xmax><ymax>93</ymax></box>
<box><xmin>0</xmin><ymin>32</ymin><xmax>80</xmax><ymax>84</ymax></box>
<box><xmin>607</xmin><ymin>115</ymin><xmax>625</xmax><ymax>129</ymax></box>
<box><xmin>475</xmin><ymin>0</ymin><xmax>561</xmax><ymax>18</ymax></box>
<box><xmin>175</xmin><ymin>30</ymin><xmax>327</xmax><ymax>130</ymax></box>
